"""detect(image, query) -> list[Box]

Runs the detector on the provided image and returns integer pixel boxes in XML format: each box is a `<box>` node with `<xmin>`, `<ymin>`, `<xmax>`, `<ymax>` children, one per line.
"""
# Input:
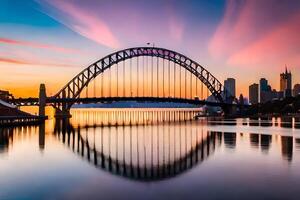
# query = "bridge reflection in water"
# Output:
<box><xmin>55</xmin><ymin>118</ymin><xmax>219</xmax><ymax>181</ymax></box>
<box><xmin>1</xmin><ymin>111</ymin><xmax>300</xmax><ymax>199</ymax></box>
<box><xmin>1</xmin><ymin>110</ymin><xmax>299</xmax><ymax>182</ymax></box>
<box><xmin>50</xmin><ymin>109</ymin><xmax>299</xmax><ymax>181</ymax></box>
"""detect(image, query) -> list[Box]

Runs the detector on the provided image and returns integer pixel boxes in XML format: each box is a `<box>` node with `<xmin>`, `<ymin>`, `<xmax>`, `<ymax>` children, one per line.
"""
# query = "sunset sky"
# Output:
<box><xmin>1</xmin><ymin>0</ymin><xmax>300</xmax><ymax>98</ymax></box>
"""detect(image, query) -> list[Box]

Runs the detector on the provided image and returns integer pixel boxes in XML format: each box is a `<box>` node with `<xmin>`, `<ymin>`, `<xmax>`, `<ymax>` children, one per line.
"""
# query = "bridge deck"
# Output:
<box><xmin>9</xmin><ymin>96</ymin><xmax>240</xmax><ymax>107</ymax></box>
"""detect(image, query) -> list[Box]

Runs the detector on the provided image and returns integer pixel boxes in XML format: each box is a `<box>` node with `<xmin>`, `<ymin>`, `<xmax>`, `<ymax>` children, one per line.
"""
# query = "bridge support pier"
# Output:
<box><xmin>54</xmin><ymin>108</ymin><xmax>72</xmax><ymax>119</ymax></box>
<box><xmin>54</xmin><ymin>90</ymin><xmax>72</xmax><ymax>118</ymax></box>
<box><xmin>39</xmin><ymin>83</ymin><xmax>46</xmax><ymax>117</ymax></box>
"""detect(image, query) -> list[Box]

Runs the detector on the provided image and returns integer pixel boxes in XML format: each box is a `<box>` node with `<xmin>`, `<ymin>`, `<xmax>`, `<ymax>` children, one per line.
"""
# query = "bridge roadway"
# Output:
<box><xmin>9</xmin><ymin>96</ymin><xmax>242</xmax><ymax>108</ymax></box>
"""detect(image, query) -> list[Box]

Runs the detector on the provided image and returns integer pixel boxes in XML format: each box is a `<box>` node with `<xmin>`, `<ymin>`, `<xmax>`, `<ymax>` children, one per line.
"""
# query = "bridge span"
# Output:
<box><xmin>8</xmin><ymin>46</ymin><xmax>244</xmax><ymax>118</ymax></box>
<box><xmin>9</xmin><ymin>96</ymin><xmax>233</xmax><ymax>107</ymax></box>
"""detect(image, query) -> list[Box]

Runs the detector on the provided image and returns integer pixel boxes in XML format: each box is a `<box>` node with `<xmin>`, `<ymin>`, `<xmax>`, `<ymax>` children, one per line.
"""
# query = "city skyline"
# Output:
<box><xmin>1</xmin><ymin>2</ymin><xmax>300</xmax><ymax>199</ymax></box>
<box><xmin>1</xmin><ymin>0</ymin><xmax>300</xmax><ymax>97</ymax></box>
<box><xmin>247</xmin><ymin>67</ymin><xmax>299</xmax><ymax>104</ymax></box>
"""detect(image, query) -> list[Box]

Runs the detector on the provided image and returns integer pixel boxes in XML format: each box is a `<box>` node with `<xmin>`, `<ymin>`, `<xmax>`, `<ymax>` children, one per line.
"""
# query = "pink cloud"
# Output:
<box><xmin>166</xmin><ymin>5</ymin><xmax>184</xmax><ymax>43</ymax></box>
<box><xmin>0</xmin><ymin>57</ymin><xmax>30</xmax><ymax>65</ymax></box>
<box><xmin>0</xmin><ymin>56</ymin><xmax>76</xmax><ymax>68</ymax></box>
<box><xmin>45</xmin><ymin>0</ymin><xmax>120</xmax><ymax>49</ymax></box>
<box><xmin>209</xmin><ymin>0</ymin><xmax>271</xmax><ymax>58</ymax></box>
<box><xmin>0</xmin><ymin>37</ymin><xmax>79</xmax><ymax>54</ymax></box>
<box><xmin>228</xmin><ymin>12</ymin><xmax>300</xmax><ymax>69</ymax></box>
<box><xmin>209</xmin><ymin>0</ymin><xmax>300</xmax><ymax>70</ymax></box>
<box><xmin>169</xmin><ymin>17</ymin><xmax>183</xmax><ymax>42</ymax></box>
<box><xmin>209</xmin><ymin>0</ymin><xmax>243</xmax><ymax>58</ymax></box>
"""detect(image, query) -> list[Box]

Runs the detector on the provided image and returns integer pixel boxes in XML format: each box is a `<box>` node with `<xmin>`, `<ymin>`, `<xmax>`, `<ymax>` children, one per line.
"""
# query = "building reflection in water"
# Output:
<box><xmin>281</xmin><ymin>136</ymin><xmax>293</xmax><ymax>162</ymax></box>
<box><xmin>260</xmin><ymin>117</ymin><xmax>272</xmax><ymax>127</ymax></box>
<box><xmin>0</xmin><ymin>125</ymin><xmax>45</xmax><ymax>154</ymax></box>
<box><xmin>0</xmin><ymin>128</ymin><xmax>13</xmax><ymax>154</ymax></box>
<box><xmin>294</xmin><ymin>117</ymin><xmax>300</xmax><ymax>129</ymax></box>
<box><xmin>250</xmin><ymin>133</ymin><xmax>259</xmax><ymax>149</ymax></box>
<box><xmin>223</xmin><ymin>132</ymin><xmax>236</xmax><ymax>149</ymax></box>
<box><xmin>245</xmin><ymin>117</ymin><xmax>300</xmax><ymax>129</ymax></box>
<box><xmin>295</xmin><ymin>139</ymin><xmax>300</xmax><ymax>152</ymax></box>
<box><xmin>260</xmin><ymin>134</ymin><xmax>272</xmax><ymax>153</ymax></box>
<box><xmin>280</xmin><ymin>117</ymin><xmax>293</xmax><ymax>128</ymax></box>
<box><xmin>249</xmin><ymin>117</ymin><xmax>259</xmax><ymax>126</ymax></box>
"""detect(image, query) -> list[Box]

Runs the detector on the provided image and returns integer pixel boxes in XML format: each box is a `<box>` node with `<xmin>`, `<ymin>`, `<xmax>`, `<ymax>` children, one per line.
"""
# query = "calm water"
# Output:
<box><xmin>1</xmin><ymin>108</ymin><xmax>300</xmax><ymax>200</ymax></box>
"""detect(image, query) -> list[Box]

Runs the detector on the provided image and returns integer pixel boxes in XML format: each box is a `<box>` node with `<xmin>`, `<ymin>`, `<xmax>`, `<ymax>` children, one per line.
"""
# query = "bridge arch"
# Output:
<box><xmin>53</xmin><ymin>47</ymin><xmax>225</xmax><ymax>109</ymax></box>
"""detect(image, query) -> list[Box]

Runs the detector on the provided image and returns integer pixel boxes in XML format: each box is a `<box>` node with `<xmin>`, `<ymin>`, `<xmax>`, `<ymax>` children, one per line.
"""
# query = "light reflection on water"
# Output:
<box><xmin>70</xmin><ymin>108</ymin><xmax>201</xmax><ymax>126</ymax></box>
<box><xmin>1</xmin><ymin>108</ymin><xmax>300</xmax><ymax>200</ymax></box>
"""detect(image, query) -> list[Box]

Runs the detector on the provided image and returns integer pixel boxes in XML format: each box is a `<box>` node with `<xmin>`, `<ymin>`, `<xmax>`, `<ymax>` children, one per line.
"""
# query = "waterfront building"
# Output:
<box><xmin>280</xmin><ymin>67</ymin><xmax>292</xmax><ymax>98</ymax></box>
<box><xmin>293</xmin><ymin>84</ymin><xmax>300</xmax><ymax>96</ymax></box>
<box><xmin>0</xmin><ymin>90</ymin><xmax>12</xmax><ymax>101</ymax></box>
<box><xmin>249</xmin><ymin>83</ymin><xmax>259</xmax><ymax>104</ymax></box>
<box><xmin>224</xmin><ymin>78</ymin><xmax>236</xmax><ymax>99</ymax></box>
<box><xmin>259</xmin><ymin>78</ymin><xmax>271</xmax><ymax>103</ymax></box>
<box><xmin>259</xmin><ymin>78</ymin><xmax>268</xmax><ymax>92</ymax></box>
<box><xmin>238</xmin><ymin>94</ymin><xmax>244</xmax><ymax>105</ymax></box>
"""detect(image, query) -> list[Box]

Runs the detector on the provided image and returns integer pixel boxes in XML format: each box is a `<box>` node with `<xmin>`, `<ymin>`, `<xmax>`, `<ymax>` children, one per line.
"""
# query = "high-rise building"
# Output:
<box><xmin>224</xmin><ymin>78</ymin><xmax>236</xmax><ymax>99</ymax></box>
<box><xmin>259</xmin><ymin>78</ymin><xmax>268</xmax><ymax>92</ymax></box>
<box><xmin>280</xmin><ymin>67</ymin><xmax>292</xmax><ymax>97</ymax></box>
<box><xmin>249</xmin><ymin>83</ymin><xmax>259</xmax><ymax>104</ymax></box>
<box><xmin>238</xmin><ymin>94</ymin><xmax>244</xmax><ymax>105</ymax></box>
<box><xmin>259</xmin><ymin>78</ymin><xmax>277</xmax><ymax>103</ymax></box>
<box><xmin>294</xmin><ymin>84</ymin><xmax>300</xmax><ymax>96</ymax></box>
<box><xmin>259</xmin><ymin>78</ymin><xmax>268</xmax><ymax>103</ymax></box>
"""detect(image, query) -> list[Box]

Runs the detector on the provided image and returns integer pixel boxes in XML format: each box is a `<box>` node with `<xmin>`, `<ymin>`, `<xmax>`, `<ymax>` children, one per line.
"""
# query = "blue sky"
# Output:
<box><xmin>0</xmin><ymin>0</ymin><xmax>299</xmax><ymax>97</ymax></box>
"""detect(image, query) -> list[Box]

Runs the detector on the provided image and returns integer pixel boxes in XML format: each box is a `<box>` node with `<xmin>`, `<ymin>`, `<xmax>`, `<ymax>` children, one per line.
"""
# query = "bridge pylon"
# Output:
<box><xmin>39</xmin><ymin>83</ymin><xmax>46</xmax><ymax>117</ymax></box>
<box><xmin>54</xmin><ymin>90</ymin><xmax>72</xmax><ymax>118</ymax></box>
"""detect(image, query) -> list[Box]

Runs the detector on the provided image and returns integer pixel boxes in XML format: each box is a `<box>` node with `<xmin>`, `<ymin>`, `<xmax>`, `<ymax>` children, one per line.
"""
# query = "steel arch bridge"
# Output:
<box><xmin>8</xmin><ymin>46</ymin><xmax>238</xmax><ymax>117</ymax></box>
<box><xmin>53</xmin><ymin>47</ymin><xmax>225</xmax><ymax>109</ymax></box>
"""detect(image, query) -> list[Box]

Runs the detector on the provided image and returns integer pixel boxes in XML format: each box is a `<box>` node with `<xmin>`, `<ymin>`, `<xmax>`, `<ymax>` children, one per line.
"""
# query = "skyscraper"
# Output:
<box><xmin>280</xmin><ymin>67</ymin><xmax>292</xmax><ymax>98</ymax></box>
<box><xmin>224</xmin><ymin>78</ymin><xmax>236</xmax><ymax>99</ymax></box>
<box><xmin>294</xmin><ymin>84</ymin><xmax>300</xmax><ymax>96</ymax></box>
<box><xmin>249</xmin><ymin>83</ymin><xmax>259</xmax><ymax>104</ymax></box>
<box><xmin>259</xmin><ymin>78</ymin><xmax>268</xmax><ymax>92</ymax></box>
<box><xmin>259</xmin><ymin>78</ymin><xmax>268</xmax><ymax>103</ymax></box>
<box><xmin>239</xmin><ymin>94</ymin><xmax>244</xmax><ymax>105</ymax></box>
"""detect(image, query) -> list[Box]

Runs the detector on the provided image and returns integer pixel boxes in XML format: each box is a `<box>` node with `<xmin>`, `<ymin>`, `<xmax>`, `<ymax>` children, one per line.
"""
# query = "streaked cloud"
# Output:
<box><xmin>0</xmin><ymin>37</ymin><xmax>79</xmax><ymax>53</ymax></box>
<box><xmin>209</xmin><ymin>0</ymin><xmax>244</xmax><ymax>59</ymax></box>
<box><xmin>1</xmin><ymin>0</ymin><xmax>300</xmax><ymax>97</ymax></box>
<box><xmin>42</xmin><ymin>0</ymin><xmax>120</xmax><ymax>49</ymax></box>
<box><xmin>0</xmin><ymin>56</ymin><xmax>76</xmax><ymax>68</ymax></box>
<box><xmin>169</xmin><ymin>17</ymin><xmax>184</xmax><ymax>42</ymax></box>
<box><xmin>166</xmin><ymin>4</ymin><xmax>185</xmax><ymax>43</ymax></box>
<box><xmin>209</xmin><ymin>0</ymin><xmax>300</xmax><ymax>69</ymax></box>
<box><xmin>228</xmin><ymin>12</ymin><xmax>300</xmax><ymax>68</ymax></box>
<box><xmin>0</xmin><ymin>57</ymin><xmax>30</xmax><ymax>65</ymax></box>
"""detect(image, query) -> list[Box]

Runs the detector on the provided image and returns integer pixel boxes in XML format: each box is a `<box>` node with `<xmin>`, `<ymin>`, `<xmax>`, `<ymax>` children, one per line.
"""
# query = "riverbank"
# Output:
<box><xmin>0</xmin><ymin>101</ymin><xmax>46</xmax><ymax>126</ymax></box>
<box><xmin>0</xmin><ymin>116</ymin><xmax>47</xmax><ymax>126</ymax></box>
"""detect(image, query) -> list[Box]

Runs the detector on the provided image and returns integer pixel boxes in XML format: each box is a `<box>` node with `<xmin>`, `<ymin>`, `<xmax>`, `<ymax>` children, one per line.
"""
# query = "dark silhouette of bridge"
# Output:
<box><xmin>55</xmin><ymin>120</ymin><xmax>221</xmax><ymax>181</ymax></box>
<box><xmin>8</xmin><ymin>47</ymin><xmax>243</xmax><ymax>118</ymax></box>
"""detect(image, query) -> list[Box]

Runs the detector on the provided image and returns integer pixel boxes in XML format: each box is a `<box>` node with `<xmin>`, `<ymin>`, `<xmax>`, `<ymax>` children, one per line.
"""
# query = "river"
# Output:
<box><xmin>1</xmin><ymin>108</ymin><xmax>300</xmax><ymax>200</ymax></box>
